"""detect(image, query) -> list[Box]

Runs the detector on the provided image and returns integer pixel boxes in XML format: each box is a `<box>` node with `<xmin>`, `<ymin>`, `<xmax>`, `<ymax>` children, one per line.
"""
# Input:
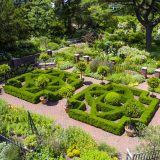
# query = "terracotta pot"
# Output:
<box><xmin>125</xmin><ymin>126</ymin><xmax>136</xmax><ymax>137</ymax></box>
<box><xmin>100</xmin><ymin>81</ymin><xmax>105</xmax><ymax>85</ymax></box>
<box><xmin>40</xmin><ymin>96</ymin><xmax>48</xmax><ymax>104</ymax></box>
<box><xmin>65</xmin><ymin>104</ymin><xmax>72</xmax><ymax>113</ymax></box>
<box><xmin>150</xmin><ymin>94</ymin><xmax>156</xmax><ymax>98</ymax></box>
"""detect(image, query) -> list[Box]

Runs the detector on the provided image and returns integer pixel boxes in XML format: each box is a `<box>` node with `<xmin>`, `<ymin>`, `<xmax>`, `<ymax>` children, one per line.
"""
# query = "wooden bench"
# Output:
<box><xmin>39</xmin><ymin>62</ymin><xmax>56</xmax><ymax>69</ymax></box>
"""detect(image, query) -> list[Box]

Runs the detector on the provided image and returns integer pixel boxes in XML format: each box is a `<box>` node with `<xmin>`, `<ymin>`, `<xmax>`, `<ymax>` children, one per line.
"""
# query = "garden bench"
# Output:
<box><xmin>39</xmin><ymin>62</ymin><xmax>56</xmax><ymax>69</ymax></box>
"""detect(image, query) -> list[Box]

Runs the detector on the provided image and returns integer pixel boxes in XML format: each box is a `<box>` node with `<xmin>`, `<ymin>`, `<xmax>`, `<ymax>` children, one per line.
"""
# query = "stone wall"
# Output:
<box><xmin>0</xmin><ymin>53</ymin><xmax>39</xmax><ymax>68</ymax></box>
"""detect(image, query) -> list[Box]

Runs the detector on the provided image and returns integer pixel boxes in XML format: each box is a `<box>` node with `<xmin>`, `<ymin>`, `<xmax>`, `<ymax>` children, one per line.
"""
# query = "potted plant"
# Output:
<box><xmin>0</xmin><ymin>64</ymin><xmax>11</xmax><ymax>83</ymax></box>
<box><xmin>147</xmin><ymin>77</ymin><xmax>159</xmax><ymax>97</ymax></box>
<box><xmin>59</xmin><ymin>85</ymin><xmax>75</xmax><ymax>112</ymax></box>
<box><xmin>124</xmin><ymin>99</ymin><xmax>143</xmax><ymax>137</ymax></box>
<box><xmin>36</xmin><ymin>75</ymin><xmax>50</xmax><ymax>104</ymax></box>
<box><xmin>39</xmin><ymin>53</ymin><xmax>49</xmax><ymax>69</ymax></box>
<box><xmin>97</xmin><ymin>66</ymin><xmax>109</xmax><ymax>85</ymax></box>
<box><xmin>76</xmin><ymin>61</ymin><xmax>87</xmax><ymax>81</ymax></box>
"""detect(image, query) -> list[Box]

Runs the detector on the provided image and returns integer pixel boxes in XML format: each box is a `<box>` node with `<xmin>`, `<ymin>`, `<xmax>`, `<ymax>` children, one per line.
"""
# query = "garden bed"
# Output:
<box><xmin>68</xmin><ymin>83</ymin><xmax>159</xmax><ymax>135</ymax></box>
<box><xmin>4</xmin><ymin>69</ymin><xmax>82</xmax><ymax>103</ymax></box>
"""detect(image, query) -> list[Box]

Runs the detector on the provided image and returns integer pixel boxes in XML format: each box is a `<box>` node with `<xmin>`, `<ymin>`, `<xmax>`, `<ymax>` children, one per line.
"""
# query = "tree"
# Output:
<box><xmin>76</xmin><ymin>62</ymin><xmax>87</xmax><ymax>80</ymax></box>
<box><xmin>147</xmin><ymin>77</ymin><xmax>159</xmax><ymax>96</ymax></box>
<box><xmin>20</xmin><ymin>0</ymin><xmax>64</xmax><ymax>37</ymax></box>
<box><xmin>97</xmin><ymin>66</ymin><xmax>109</xmax><ymax>84</ymax></box>
<box><xmin>0</xmin><ymin>0</ymin><xmax>30</xmax><ymax>51</ymax></box>
<box><xmin>105</xmin><ymin>0</ymin><xmax>160</xmax><ymax>50</ymax></box>
<box><xmin>0</xmin><ymin>0</ymin><xmax>19</xmax><ymax>50</ymax></box>
<box><xmin>55</xmin><ymin>0</ymin><xmax>81</xmax><ymax>34</ymax></box>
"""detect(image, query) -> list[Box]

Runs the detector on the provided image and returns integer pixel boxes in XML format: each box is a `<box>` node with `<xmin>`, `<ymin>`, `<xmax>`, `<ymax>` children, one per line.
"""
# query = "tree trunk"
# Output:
<box><xmin>80</xmin><ymin>72</ymin><xmax>82</xmax><ymax>80</ymax></box>
<box><xmin>102</xmin><ymin>76</ymin><xmax>104</xmax><ymax>83</ymax></box>
<box><xmin>67</xmin><ymin>17</ymin><xmax>72</xmax><ymax>35</ymax></box>
<box><xmin>145</xmin><ymin>26</ymin><xmax>153</xmax><ymax>51</ymax></box>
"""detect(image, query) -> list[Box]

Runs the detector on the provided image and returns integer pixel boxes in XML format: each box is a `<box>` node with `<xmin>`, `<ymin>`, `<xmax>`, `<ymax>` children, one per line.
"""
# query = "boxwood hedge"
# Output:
<box><xmin>4</xmin><ymin>69</ymin><xmax>82</xmax><ymax>104</ymax></box>
<box><xmin>68</xmin><ymin>83</ymin><xmax>159</xmax><ymax>135</ymax></box>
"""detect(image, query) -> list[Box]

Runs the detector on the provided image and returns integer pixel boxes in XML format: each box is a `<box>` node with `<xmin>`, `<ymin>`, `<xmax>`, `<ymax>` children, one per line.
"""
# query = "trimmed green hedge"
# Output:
<box><xmin>68</xmin><ymin>83</ymin><xmax>159</xmax><ymax>135</ymax></box>
<box><xmin>4</xmin><ymin>69</ymin><xmax>82</xmax><ymax>104</ymax></box>
<box><xmin>68</xmin><ymin>109</ymin><xmax>130</xmax><ymax>135</ymax></box>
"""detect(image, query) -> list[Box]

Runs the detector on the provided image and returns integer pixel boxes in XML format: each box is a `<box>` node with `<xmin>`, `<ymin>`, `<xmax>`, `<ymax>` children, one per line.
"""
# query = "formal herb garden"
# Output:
<box><xmin>3</xmin><ymin>69</ymin><xmax>82</xmax><ymax>103</ymax></box>
<box><xmin>68</xmin><ymin>83</ymin><xmax>159</xmax><ymax>135</ymax></box>
<box><xmin>1</xmin><ymin>0</ymin><xmax>160</xmax><ymax>159</ymax></box>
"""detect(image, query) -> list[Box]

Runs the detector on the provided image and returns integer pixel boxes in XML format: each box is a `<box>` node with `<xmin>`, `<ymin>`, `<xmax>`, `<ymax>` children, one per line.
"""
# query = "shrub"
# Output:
<box><xmin>132</xmin><ymin>74</ymin><xmax>145</xmax><ymax>83</ymax></box>
<box><xmin>59</xmin><ymin>62</ymin><xmax>73</xmax><ymax>70</ymax></box>
<box><xmin>0</xmin><ymin>64</ymin><xmax>11</xmax><ymax>76</ymax></box>
<box><xmin>97</xmin><ymin>66</ymin><xmax>109</xmax><ymax>81</ymax></box>
<box><xmin>67</xmin><ymin>145</ymin><xmax>80</xmax><ymax>158</ymax></box>
<box><xmin>65</xmin><ymin>127</ymin><xmax>97</xmax><ymax>152</ymax></box>
<box><xmin>59</xmin><ymin>85</ymin><xmax>75</xmax><ymax>100</ymax></box>
<box><xmin>39</xmin><ymin>53</ymin><xmax>49</xmax><ymax>63</ymax></box>
<box><xmin>117</xmin><ymin>46</ymin><xmax>149</xmax><ymax>59</ymax></box>
<box><xmin>80</xmin><ymin>150</ymin><xmax>112</xmax><ymax>160</ymax></box>
<box><xmin>124</xmin><ymin>99</ymin><xmax>144</xmax><ymax>118</ymax></box>
<box><xmin>0</xmin><ymin>142</ymin><xmax>20</xmax><ymax>160</ymax></box>
<box><xmin>147</xmin><ymin>77</ymin><xmax>159</xmax><ymax>91</ymax></box>
<box><xmin>48</xmin><ymin>42</ymin><xmax>60</xmax><ymax>50</ymax></box>
<box><xmin>24</xmin><ymin>134</ymin><xmax>37</xmax><ymax>149</ymax></box>
<box><xmin>98</xmin><ymin>142</ymin><xmax>117</xmax><ymax>157</ymax></box>
<box><xmin>90</xmin><ymin>58</ymin><xmax>101</xmax><ymax>72</ymax></box>
<box><xmin>147</xmin><ymin>67</ymin><xmax>156</xmax><ymax>75</ymax></box>
<box><xmin>35</xmin><ymin>75</ymin><xmax>50</xmax><ymax>90</ymax></box>
<box><xmin>104</xmin><ymin>92</ymin><xmax>121</xmax><ymax>106</ymax></box>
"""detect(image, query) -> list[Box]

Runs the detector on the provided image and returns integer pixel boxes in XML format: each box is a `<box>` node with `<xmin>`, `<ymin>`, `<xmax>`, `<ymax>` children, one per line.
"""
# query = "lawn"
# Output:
<box><xmin>4</xmin><ymin>69</ymin><xmax>82</xmax><ymax>103</ymax></box>
<box><xmin>68</xmin><ymin>83</ymin><xmax>159</xmax><ymax>135</ymax></box>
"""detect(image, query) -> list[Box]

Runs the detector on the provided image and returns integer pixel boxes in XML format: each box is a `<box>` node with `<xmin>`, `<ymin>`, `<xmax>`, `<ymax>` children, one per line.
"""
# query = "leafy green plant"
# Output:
<box><xmin>137</xmin><ymin>125</ymin><xmax>160</xmax><ymax>152</ymax></box>
<box><xmin>65</xmin><ymin>127</ymin><xmax>97</xmax><ymax>153</ymax></box>
<box><xmin>59</xmin><ymin>85</ymin><xmax>75</xmax><ymax>104</ymax></box>
<box><xmin>98</xmin><ymin>142</ymin><xmax>117</xmax><ymax>157</ymax></box>
<box><xmin>0</xmin><ymin>64</ymin><xmax>11</xmax><ymax>81</ymax></box>
<box><xmin>0</xmin><ymin>142</ymin><xmax>20</xmax><ymax>160</ymax></box>
<box><xmin>76</xmin><ymin>62</ymin><xmax>87</xmax><ymax>80</ymax></box>
<box><xmin>104</xmin><ymin>92</ymin><xmax>121</xmax><ymax>106</ymax></box>
<box><xmin>59</xmin><ymin>62</ymin><xmax>73</xmax><ymax>70</ymax></box>
<box><xmin>39</xmin><ymin>53</ymin><xmax>49</xmax><ymax>68</ymax></box>
<box><xmin>124</xmin><ymin>99</ymin><xmax>144</xmax><ymax>118</ymax></box>
<box><xmin>147</xmin><ymin>77</ymin><xmax>159</xmax><ymax>95</ymax></box>
<box><xmin>97</xmin><ymin>66</ymin><xmax>109</xmax><ymax>83</ymax></box>
<box><xmin>24</xmin><ymin>134</ymin><xmax>37</xmax><ymax>149</ymax></box>
<box><xmin>35</xmin><ymin>75</ymin><xmax>50</xmax><ymax>94</ymax></box>
<box><xmin>80</xmin><ymin>150</ymin><xmax>112</xmax><ymax>160</ymax></box>
<box><xmin>67</xmin><ymin>144</ymin><xmax>80</xmax><ymax>158</ymax></box>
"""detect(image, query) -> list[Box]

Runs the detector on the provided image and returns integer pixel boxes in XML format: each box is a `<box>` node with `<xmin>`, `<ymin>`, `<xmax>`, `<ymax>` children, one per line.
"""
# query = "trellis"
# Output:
<box><xmin>0</xmin><ymin>111</ymin><xmax>42</xmax><ymax>152</ymax></box>
<box><xmin>126</xmin><ymin>148</ymin><xmax>160</xmax><ymax>160</ymax></box>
